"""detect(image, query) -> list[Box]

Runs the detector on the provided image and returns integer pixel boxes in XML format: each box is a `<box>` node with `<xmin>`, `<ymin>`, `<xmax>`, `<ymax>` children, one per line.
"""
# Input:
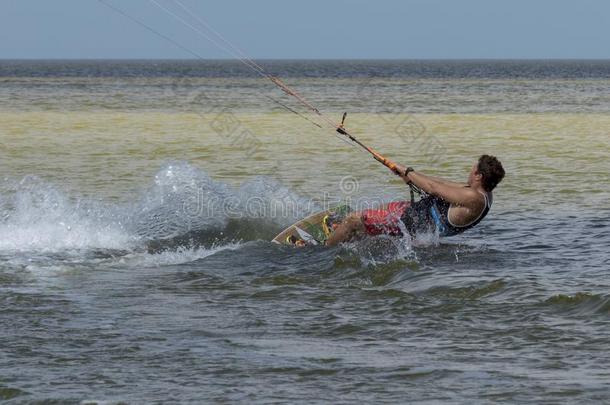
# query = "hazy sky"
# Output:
<box><xmin>1</xmin><ymin>0</ymin><xmax>609</xmax><ymax>59</ymax></box>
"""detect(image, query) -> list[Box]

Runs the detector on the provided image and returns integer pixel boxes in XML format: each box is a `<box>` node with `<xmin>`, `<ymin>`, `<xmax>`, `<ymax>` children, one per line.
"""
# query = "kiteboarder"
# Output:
<box><xmin>325</xmin><ymin>154</ymin><xmax>505</xmax><ymax>245</ymax></box>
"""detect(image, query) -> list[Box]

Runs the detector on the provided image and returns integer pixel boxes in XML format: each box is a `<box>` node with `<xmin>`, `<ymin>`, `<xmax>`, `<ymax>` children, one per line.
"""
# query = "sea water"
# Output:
<box><xmin>1</xmin><ymin>60</ymin><xmax>609</xmax><ymax>403</ymax></box>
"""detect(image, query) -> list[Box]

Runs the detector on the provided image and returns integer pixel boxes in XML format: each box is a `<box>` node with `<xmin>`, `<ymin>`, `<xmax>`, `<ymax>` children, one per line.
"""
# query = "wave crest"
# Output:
<box><xmin>0</xmin><ymin>162</ymin><xmax>317</xmax><ymax>253</ymax></box>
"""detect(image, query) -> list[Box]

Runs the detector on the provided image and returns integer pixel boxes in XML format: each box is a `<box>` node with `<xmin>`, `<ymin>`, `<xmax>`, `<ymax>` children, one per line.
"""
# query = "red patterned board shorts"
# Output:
<box><xmin>361</xmin><ymin>201</ymin><xmax>410</xmax><ymax>236</ymax></box>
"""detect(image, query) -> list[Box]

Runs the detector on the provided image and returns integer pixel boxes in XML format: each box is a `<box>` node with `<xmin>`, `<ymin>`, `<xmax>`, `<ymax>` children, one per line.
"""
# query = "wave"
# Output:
<box><xmin>0</xmin><ymin>161</ymin><xmax>317</xmax><ymax>255</ymax></box>
<box><xmin>0</xmin><ymin>161</ymin><xmax>454</xmax><ymax>273</ymax></box>
<box><xmin>0</xmin><ymin>175</ymin><xmax>135</xmax><ymax>252</ymax></box>
<box><xmin>543</xmin><ymin>292</ymin><xmax>610</xmax><ymax>316</ymax></box>
<box><xmin>114</xmin><ymin>242</ymin><xmax>242</xmax><ymax>268</ymax></box>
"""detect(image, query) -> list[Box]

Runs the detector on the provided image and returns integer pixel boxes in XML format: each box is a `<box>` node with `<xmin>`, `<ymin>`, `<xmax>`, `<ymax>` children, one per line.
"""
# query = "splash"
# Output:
<box><xmin>338</xmin><ymin>208</ymin><xmax>441</xmax><ymax>267</ymax></box>
<box><xmin>0</xmin><ymin>176</ymin><xmax>134</xmax><ymax>252</ymax></box>
<box><xmin>0</xmin><ymin>162</ymin><xmax>317</xmax><ymax>254</ymax></box>
<box><xmin>342</xmin><ymin>234</ymin><xmax>418</xmax><ymax>268</ymax></box>
<box><xmin>128</xmin><ymin>161</ymin><xmax>318</xmax><ymax>243</ymax></box>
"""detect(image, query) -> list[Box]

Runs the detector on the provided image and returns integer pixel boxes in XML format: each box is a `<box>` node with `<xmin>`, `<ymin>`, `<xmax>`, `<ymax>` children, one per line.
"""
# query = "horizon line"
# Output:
<box><xmin>2</xmin><ymin>57</ymin><xmax>610</xmax><ymax>62</ymax></box>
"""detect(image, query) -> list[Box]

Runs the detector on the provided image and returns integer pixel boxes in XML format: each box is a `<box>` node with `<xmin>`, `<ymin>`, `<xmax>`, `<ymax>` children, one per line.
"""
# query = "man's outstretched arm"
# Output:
<box><xmin>394</xmin><ymin>164</ymin><xmax>464</xmax><ymax>188</ymax></box>
<box><xmin>393</xmin><ymin>165</ymin><xmax>480</xmax><ymax>208</ymax></box>
<box><xmin>416</xmin><ymin>174</ymin><xmax>466</xmax><ymax>188</ymax></box>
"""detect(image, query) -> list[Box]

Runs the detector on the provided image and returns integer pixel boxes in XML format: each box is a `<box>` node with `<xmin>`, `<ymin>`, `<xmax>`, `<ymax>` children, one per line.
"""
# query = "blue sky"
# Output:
<box><xmin>1</xmin><ymin>0</ymin><xmax>609</xmax><ymax>59</ymax></box>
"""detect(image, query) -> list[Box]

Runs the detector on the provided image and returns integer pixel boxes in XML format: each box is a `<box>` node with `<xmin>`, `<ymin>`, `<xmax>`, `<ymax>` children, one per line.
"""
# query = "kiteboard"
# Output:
<box><xmin>272</xmin><ymin>205</ymin><xmax>352</xmax><ymax>246</ymax></box>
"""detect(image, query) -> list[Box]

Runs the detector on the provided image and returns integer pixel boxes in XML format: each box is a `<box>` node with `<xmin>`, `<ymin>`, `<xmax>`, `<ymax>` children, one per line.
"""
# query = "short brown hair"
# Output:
<box><xmin>477</xmin><ymin>155</ymin><xmax>505</xmax><ymax>191</ymax></box>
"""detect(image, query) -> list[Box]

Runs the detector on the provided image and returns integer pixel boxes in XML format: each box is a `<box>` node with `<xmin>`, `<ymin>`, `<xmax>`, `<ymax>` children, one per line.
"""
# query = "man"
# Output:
<box><xmin>325</xmin><ymin>154</ymin><xmax>505</xmax><ymax>246</ymax></box>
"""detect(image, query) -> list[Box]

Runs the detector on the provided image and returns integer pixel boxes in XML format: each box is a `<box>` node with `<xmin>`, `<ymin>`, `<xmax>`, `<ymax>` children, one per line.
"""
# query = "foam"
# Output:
<box><xmin>0</xmin><ymin>162</ymin><xmax>316</xmax><ymax>254</ymax></box>
<box><xmin>0</xmin><ymin>176</ymin><xmax>134</xmax><ymax>252</ymax></box>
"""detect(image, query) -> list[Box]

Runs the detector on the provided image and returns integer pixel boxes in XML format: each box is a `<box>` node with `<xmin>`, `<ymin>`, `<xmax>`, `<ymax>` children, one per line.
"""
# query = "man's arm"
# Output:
<box><xmin>394</xmin><ymin>166</ymin><xmax>479</xmax><ymax>207</ymax></box>
<box><xmin>394</xmin><ymin>164</ymin><xmax>465</xmax><ymax>188</ymax></box>
<box><xmin>421</xmin><ymin>175</ymin><xmax>467</xmax><ymax>188</ymax></box>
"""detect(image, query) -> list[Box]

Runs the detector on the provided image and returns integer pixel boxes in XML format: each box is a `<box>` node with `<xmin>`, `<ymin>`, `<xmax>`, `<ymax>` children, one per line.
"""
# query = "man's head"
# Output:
<box><xmin>468</xmin><ymin>155</ymin><xmax>505</xmax><ymax>191</ymax></box>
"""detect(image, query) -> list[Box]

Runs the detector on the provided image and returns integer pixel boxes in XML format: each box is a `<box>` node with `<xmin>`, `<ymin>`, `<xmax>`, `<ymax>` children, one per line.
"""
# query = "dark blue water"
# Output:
<box><xmin>2</xmin><ymin>59</ymin><xmax>610</xmax><ymax>78</ymax></box>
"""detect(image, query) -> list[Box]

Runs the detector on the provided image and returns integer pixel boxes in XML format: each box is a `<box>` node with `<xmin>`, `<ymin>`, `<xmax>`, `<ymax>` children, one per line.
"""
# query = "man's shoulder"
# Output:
<box><xmin>459</xmin><ymin>187</ymin><xmax>486</xmax><ymax>207</ymax></box>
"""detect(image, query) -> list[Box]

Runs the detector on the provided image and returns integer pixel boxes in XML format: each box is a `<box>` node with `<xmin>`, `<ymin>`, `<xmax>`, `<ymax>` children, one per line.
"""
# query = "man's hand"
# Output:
<box><xmin>391</xmin><ymin>163</ymin><xmax>414</xmax><ymax>186</ymax></box>
<box><xmin>393</xmin><ymin>163</ymin><xmax>408</xmax><ymax>177</ymax></box>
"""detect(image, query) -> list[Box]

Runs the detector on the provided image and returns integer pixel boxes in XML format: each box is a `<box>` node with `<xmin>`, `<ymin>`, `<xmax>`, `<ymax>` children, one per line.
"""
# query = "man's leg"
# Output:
<box><xmin>325</xmin><ymin>212</ymin><xmax>365</xmax><ymax>246</ymax></box>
